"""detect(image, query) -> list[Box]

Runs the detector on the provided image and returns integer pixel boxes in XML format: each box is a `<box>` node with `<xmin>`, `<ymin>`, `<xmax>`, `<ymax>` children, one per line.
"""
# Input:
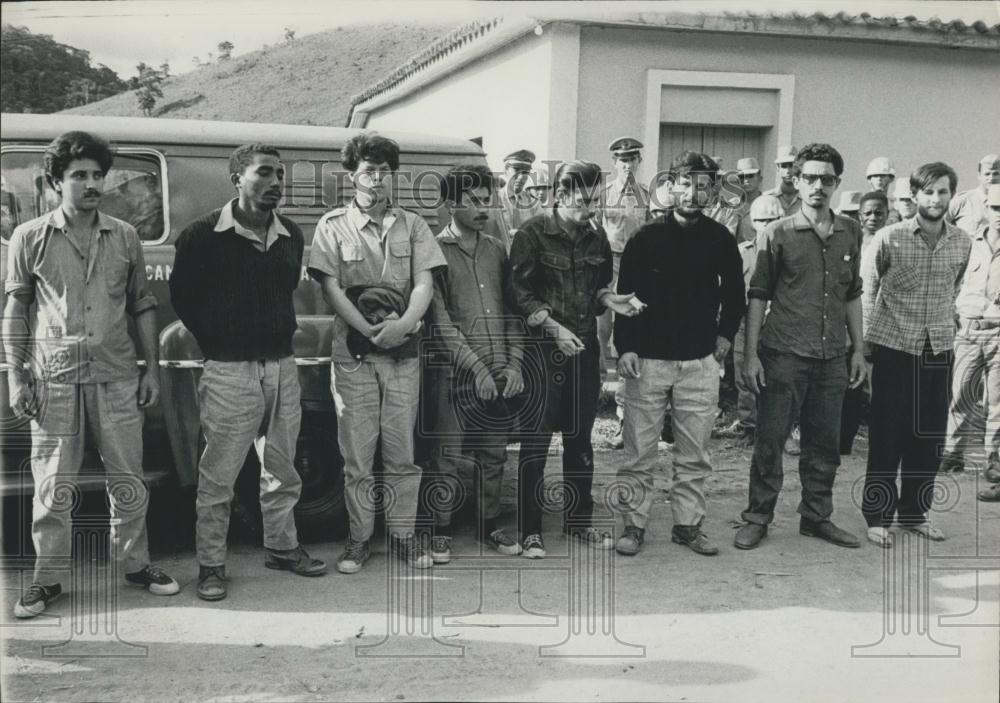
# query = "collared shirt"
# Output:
<box><xmin>862</xmin><ymin>217</ymin><xmax>971</xmax><ymax>356</ymax></box>
<box><xmin>947</xmin><ymin>188</ymin><xmax>987</xmax><ymax>238</ymax></box>
<box><xmin>429</xmin><ymin>224</ymin><xmax>523</xmax><ymax>374</ymax></box>
<box><xmin>5</xmin><ymin>209</ymin><xmax>156</xmax><ymax>383</ymax></box>
<box><xmin>496</xmin><ymin>188</ymin><xmax>543</xmax><ymax>248</ymax></box>
<box><xmin>508</xmin><ymin>209</ymin><xmax>613</xmax><ymax>339</ymax></box>
<box><xmin>708</xmin><ymin>200</ymin><xmax>756</xmax><ymax>243</ymax></box>
<box><xmin>954</xmin><ymin>226</ymin><xmax>1000</xmax><ymax>320</ymax></box>
<box><xmin>600</xmin><ymin>179</ymin><xmax>649</xmax><ymax>254</ymax></box>
<box><xmin>307</xmin><ymin>201</ymin><xmax>447</xmax><ymax>362</ymax></box>
<box><xmin>749</xmin><ymin>210</ymin><xmax>863</xmax><ymax>359</ymax></box>
<box><xmin>764</xmin><ymin>186</ymin><xmax>803</xmax><ymax>216</ymax></box>
<box><xmin>738</xmin><ymin>238</ymin><xmax>758</xmax><ymax>295</ymax></box>
<box><xmin>213</xmin><ymin>198</ymin><xmax>290</xmax><ymax>251</ymax></box>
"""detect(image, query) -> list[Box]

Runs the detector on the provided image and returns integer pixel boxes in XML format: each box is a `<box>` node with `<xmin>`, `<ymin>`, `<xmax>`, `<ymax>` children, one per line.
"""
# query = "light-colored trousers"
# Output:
<box><xmin>332</xmin><ymin>356</ymin><xmax>422</xmax><ymax>540</ymax></box>
<box><xmin>29</xmin><ymin>378</ymin><xmax>150</xmax><ymax>584</ymax></box>
<box><xmin>944</xmin><ymin>327</ymin><xmax>1000</xmax><ymax>459</ymax></box>
<box><xmin>196</xmin><ymin>357</ymin><xmax>302</xmax><ymax>567</ymax></box>
<box><xmin>616</xmin><ymin>356</ymin><xmax>720</xmax><ymax>528</ymax></box>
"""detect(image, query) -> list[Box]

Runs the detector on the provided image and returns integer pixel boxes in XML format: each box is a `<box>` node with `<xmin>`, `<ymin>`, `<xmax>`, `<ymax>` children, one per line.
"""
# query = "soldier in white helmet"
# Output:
<box><xmin>866</xmin><ymin>157</ymin><xmax>901</xmax><ymax>224</ymax></box>
<box><xmin>836</xmin><ymin>190</ymin><xmax>863</xmax><ymax>224</ymax></box>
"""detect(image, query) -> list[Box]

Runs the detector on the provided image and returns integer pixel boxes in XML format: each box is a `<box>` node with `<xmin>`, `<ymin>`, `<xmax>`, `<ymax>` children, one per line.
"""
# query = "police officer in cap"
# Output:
<box><xmin>497</xmin><ymin>149</ymin><xmax>543</xmax><ymax>247</ymax></box>
<box><xmin>764</xmin><ymin>145</ymin><xmax>802</xmax><ymax>216</ymax></box>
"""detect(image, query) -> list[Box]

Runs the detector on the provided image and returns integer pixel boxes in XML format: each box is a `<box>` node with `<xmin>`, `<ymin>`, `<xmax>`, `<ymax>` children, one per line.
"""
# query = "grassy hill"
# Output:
<box><xmin>65</xmin><ymin>23</ymin><xmax>452</xmax><ymax>126</ymax></box>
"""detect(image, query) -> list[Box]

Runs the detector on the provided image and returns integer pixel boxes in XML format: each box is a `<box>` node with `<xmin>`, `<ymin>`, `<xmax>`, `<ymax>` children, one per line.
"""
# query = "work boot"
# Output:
<box><xmin>125</xmin><ymin>565</ymin><xmax>181</xmax><ymax>595</ymax></box>
<box><xmin>615</xmin><ymin>525</ymin><xmax>645</xmax><ymax>556</ymax></box>
<box><xmin>13</xmin><ymin>583</ymin><xmax>62</xmax><ymax>619</ymax></box>
<box><xmin>799</xmin><ymin>518</ymin><xmax>860</xmax><ymax>548</ymax></box>
<box><xmin>978</xmin><ymin>482</ymin><xmax>1000</xmax><ymax>502</ymax></box>
<box><xmin>264</xmin><ymin>545</ymin><xmax>328</xmax><ymax>576</ymax></box>
<box><xmin>984</xmin><ymin>454</ymin><xmax>1000</xmax><ymax>482</ymax></box>
<box><xmin>197</xmin><ymin>565</ymin><xmax>227</xmax><ymax>601</ymax></box>
<box><xmin>734</xmin><ymin>522</ymin><xmax>767</xmax><ymax>550</ymax></box>
<box><xmin>671</xmin><ymin>525</ymin><xmax>719</xmax><ymax>556</ymax></box>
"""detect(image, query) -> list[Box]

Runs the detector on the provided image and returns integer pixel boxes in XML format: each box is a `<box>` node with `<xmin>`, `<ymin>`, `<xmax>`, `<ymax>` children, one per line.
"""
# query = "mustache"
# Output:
<box><xmin>83</xmin><ymin>189</ymin><xmax>101</xmax><ymax>197</ymax></box>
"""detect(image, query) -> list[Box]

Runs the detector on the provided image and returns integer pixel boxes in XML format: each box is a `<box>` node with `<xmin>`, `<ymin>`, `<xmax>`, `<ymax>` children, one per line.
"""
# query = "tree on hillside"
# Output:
<box><xmin>284</xmin><ymin>27</ymin><xmax>296</xmax><ymax>42</ymax></box>
<box><xmin>0</xmin><ymin>24</ymin><xmax>127</xmax><ymax>113</ymax></box>
<box><xmin>128</xmin><ymin>62</ymin><xmax>165</xmax><ymax>116</ymax></box>
<box><xmin>217</xmin><ymin>41</ymin><xmax>234</xmax><ymax>61</ymax></box>
<box><xmin>159</xmin><ymin>61</ymin><xmax>171</xmax><ymax>78</ymax></box>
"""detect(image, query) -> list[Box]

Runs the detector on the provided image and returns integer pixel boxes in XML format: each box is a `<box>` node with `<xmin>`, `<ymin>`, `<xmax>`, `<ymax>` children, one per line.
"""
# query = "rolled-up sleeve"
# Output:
<box><xmin>306</xmin><ymin>218</ymin><xmax>341</xmax><ymax>283</ymax></box>
<box><xmin>4</xmin><ymin>225</ymin><xmax>35</xmax><ymax>301</ymax></box>
<box><xmin>861</xmin><ymin>230</ymin><xmax>887</xmax><ymax>329</ymax></box>
<box><xmin>409</xmin><ymin>216</ymin><xmax>447</xmax><ymax>276</ymax></box>
<box><xmin>125</xmin><ymin>225</ymin><xmax>157</xmax><ymax>316</ymax></box>
<box><xmin>508</xmin><ymin>229</ymin><xmax>551</xmax><ymax>324</ymax></box>
<box><xmin>747</xmin><ymin>221</ymin><xmax>782</xmax><ymax>301</ymax></box>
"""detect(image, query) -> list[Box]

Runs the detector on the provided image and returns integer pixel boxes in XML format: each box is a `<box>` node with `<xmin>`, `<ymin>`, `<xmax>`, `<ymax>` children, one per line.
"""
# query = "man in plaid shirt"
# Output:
<box><xmin>861</xmin><ymin>162</ymin><xmax>971</xmax><ymax>547</ymax></box>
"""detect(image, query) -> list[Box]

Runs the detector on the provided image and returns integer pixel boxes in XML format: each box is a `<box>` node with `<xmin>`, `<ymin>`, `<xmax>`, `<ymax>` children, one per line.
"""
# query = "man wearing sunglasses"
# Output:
<box><xmin>736</xmin><ymin>143</ymin><xmax>866</xmax><ymax>551</ymax></box>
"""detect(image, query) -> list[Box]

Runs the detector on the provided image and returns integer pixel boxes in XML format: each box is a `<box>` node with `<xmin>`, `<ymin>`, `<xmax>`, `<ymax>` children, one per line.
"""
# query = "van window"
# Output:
<box><xmin>1</xmin><ymin>150</ymin><xmax>166</xmax><ymax>242</ymax></box>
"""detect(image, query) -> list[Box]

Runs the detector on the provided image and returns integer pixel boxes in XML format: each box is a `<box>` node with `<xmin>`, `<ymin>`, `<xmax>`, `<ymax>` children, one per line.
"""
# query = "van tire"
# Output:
<box><xmin>293</xmin><ymin>410</ymin><xmax>347</xmax><ymax>542</ymax></box>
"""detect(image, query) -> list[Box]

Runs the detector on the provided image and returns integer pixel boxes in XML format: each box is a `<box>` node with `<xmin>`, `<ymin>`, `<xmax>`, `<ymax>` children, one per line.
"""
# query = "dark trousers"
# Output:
<box><xmin>742</xmin><ymin>349</ymin><xmax>847</xmax><ymax>525</ymax></box>
<box><xmin>517</xmin><ymin>337</ymin><xmax>601</xmax><ymax>538</ymax></box>
<box><xmin>840</xmin><ymin>384</ymin><xmax>866</xmax><ymax>454</ymax></box>
<box><xmin>863</xmin><ymin>343</ymin><xmax>950</xmax><ymax>527</ymax></box>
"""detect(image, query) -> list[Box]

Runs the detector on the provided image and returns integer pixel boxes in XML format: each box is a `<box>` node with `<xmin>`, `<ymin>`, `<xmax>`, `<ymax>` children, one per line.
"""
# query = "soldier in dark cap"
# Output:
<box><xmin>497</xmin><ymin>149</ymin><xmax>543</xmax><ymax>247</ymax></box>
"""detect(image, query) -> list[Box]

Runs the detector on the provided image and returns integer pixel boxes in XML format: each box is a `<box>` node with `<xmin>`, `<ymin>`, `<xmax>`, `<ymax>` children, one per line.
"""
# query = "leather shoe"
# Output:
<box><xmin>734</xmin><ymin>522</ymin><xmax>767</xmax><ymax>550</ymax></box>
<box><xmin>799</xmin><ymin>519</ymin><xmax>860</xmax><ymax>548</ymax></box>
<box><xmin>977</xmin><ymin>482</ymin><xmax>1000</xmax><ymax>502</ymax></box>
<box><xmin>984</xmin><ymin>457</ymin><xmax>1000</xmax><ymax>483</ymax></box>
<box><xmin>265</xmin><ymin>546</ymin><xmax>328</xmax><ymax>576</ymax></box>
<box><xmin>671</xmin><ymin>526</ymin><xmax>719</xmax><ymax>556</ymax></box>
<box><xmin>197</xmin><ymin>565</ymin><xmax>227</xmax><ymax>601</ymax></box>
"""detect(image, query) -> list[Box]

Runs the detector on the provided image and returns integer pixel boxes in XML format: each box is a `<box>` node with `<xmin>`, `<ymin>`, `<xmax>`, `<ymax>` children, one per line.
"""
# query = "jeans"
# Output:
<box><xmin>863</xmin><ymin>343</ymin><xmax>950</xmax><ymax>527</ymax></box>
<box><xmin>196</xmin><ymin>357</ymin><xmax>302</xmax><ymax>567</ymax></box>
<box><xmin>733</xmin><ymin>319</ymin><xmax>757</xmax><ymax>428</ymax></box>
<box><xmin>616</xmin><ymin>355</ymin><xmax>720</xmax><ymax>529</ymax></box>
<box><xmin>517</xmin><ymin>337</ymin><xmax>601</xmax><ymax>538</ymax></box>
<box><xmin>742</xmin><ymin>348</ymin><xmax>847</xmax><ymax>525</ymax></box>
<box><xmin>943</xmin><ymin>327</ymin><xmax>1000</xmax><ymax>459</ymax></box>
<box><xmin>29</xmin><ymin>378</ymin><xmax>150</xmax><ymax>584</ymax></box>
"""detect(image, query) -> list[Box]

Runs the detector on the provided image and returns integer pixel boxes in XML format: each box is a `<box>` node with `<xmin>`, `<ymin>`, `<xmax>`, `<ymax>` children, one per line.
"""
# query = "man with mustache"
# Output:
<box><xmin>171</xmin><ymin>144</ymin><xmax>325</xmax><ymax>601</ymax></box>
<box><xmin>508</xmin><ymin>160</ymin><xmax>641</xmax><ymax>558</ymax></box>
<box><xmin>6</xmin><ymin>131</ymin><xmax>179</xmax><ymax>618</ymax></box>
<box><xmin>861</xmin><ymin>162</ymin><xmax>971</xmax><ymax>547</ymax></box>
<box><xmin>613</xmin><ymin>151</ymin><xmax>745</xmax><ymax>557</ymax></box>
<box><xmin>736</xmin><ymin>143</ymin><xmax>867</xmax><ymax>551</ymax></box>
<box><xmin>947</xmin><ymin>154</ymin><xmax>1000</xmax><ymax>238</ymax></box>
<box><xmin>308</xmin><ymin>133</ymin><xmax>447</xmax><ymax>573</ymax></box>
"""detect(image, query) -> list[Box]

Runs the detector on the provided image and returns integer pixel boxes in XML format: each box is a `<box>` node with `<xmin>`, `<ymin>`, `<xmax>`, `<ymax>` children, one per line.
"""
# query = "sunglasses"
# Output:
<box><xmin>798</xmin><ymin>173</ymin><xmax>839</xmax><ymax>187</ymax></box>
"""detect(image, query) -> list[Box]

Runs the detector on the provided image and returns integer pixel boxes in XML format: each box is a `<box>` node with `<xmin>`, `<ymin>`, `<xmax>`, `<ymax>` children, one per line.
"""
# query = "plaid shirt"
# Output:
<box><xmin>862</xmin><ymin>217</ymin><xmax>971</xmax><ymax>356</ymax></box>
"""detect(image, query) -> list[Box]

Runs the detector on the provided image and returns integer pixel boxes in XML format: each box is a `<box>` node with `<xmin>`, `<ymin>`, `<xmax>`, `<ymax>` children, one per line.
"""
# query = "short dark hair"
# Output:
<box><xmin>553</xmin><ymin>160</ymin><xmax>603</xmax><ymax>194</ymax></box>
<box><xmin>910</xmin><ymin>162</ymin><xmax>958</xmax><ymax>197</ymax></box>
<box><xmin>794</xmin><ymin>143</ymin><xmax>844</xmax><ymax>177</ymax></box>
<box><xmin>440</xmin><ymin>164</ymin><xmax>494</xmax><ymax>203</ymax></box>
<box><xmin>668</xmin><ymin>151</ymin><xmax>719</xmax><ymax>181</ymax></box>
<box><xmin>44</xmin><ymin>131</ymin><xmax>114</xmax><ymax>188</ymax></box>
<box><xmin>342</xmin><ymin>133</ymin><xmax>400</xmax><ymax>173</ymax></box>
<box><xmin>229</xmin><ymin>143</ymin><xmax>281</xmax><ymax>178</ymax></box>
<box><xmin>859</xmin><ymin>191</ymin><xmax>889</xmax><ymax>209</ymax></box>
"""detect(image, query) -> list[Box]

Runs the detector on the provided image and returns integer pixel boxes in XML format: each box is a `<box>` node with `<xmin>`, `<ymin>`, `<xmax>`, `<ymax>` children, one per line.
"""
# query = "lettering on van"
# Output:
<box><xmin>146</xmin><ymin>264</ymin><xmax>172</xmax><ymax>281</ymax></box>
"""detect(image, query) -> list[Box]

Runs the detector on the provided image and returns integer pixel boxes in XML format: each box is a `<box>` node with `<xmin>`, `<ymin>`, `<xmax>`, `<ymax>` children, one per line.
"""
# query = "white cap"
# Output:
<box><xmin>866</xmin><ymin>157</ymin><xmax>895</xmax><ymax>178</ymax></box>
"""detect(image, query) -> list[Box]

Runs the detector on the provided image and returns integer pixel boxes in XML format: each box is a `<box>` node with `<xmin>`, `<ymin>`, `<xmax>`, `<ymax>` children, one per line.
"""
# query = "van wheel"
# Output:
<box><xmin>293</xmin><ymin>410</ymin><xmax>347</xmax><ymax>542</ymax></box>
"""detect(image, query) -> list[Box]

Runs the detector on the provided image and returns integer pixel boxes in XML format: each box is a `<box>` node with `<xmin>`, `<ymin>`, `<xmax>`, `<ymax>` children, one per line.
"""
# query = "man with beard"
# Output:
<box><xmin>764</xmin><ymin>145</ymin><xmax>802</xmax><ymax>217</ymax></box>
<box><xmin>7</xmin><ymin>131</ymin><xmax>179</xmax><ymax>618</ymax></box>
<box><xmin>171</xmin><ymin>144</ymin><xmax>324</xmax><ymax>601</ymax></box>
<box><xmin>508</xmin><ymin>160</ymin><xmax>641</xmax><ymax>558</ymax></box>
<box><xmin>948</xmin><ymin>154</ymin><xmax>1000</xmax><ymax>237</ymax></box>
<box><xmin>613</xmin><ymin>151</ymin><xmax>745</xmax><ymax>557</ymax></box>
<box><xmin>736</xmin><ymin>143</ymin><xmax>867</xmax><ymax>551</ymax></box>
<box><xmin>861</xmin><ymin>162</ymin><xmax>971</xmax><ymax>547</ymax></box>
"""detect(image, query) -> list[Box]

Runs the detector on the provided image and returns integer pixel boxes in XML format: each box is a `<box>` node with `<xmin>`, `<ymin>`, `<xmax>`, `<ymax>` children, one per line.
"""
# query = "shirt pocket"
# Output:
<box><xmin>888</xmin><ymin>265</ymin><xmax>921</xmax><ymax>292</ymax></box>
<box><xmin>388</xmin><ymin>239</ymin><xmax>411</xmax><ymax>282</ymax></box>
<box><xmin>104</xmin><ymin>255</ymin><xmax>130</xmax><ymax>300</ymax></box>
<box><xmin>539</xmin><ymin>252</ymin><xmax>571</xmax><ymax>272</ymax></box>
<box><xmin>338</xmin><ymin>243</ymin><xmax>367</xmax><ymax>286</ymax></box>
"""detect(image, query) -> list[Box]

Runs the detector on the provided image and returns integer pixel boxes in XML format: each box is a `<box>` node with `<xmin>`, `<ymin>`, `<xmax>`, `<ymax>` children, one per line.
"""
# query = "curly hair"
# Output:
<box><xmin>668</xmin><ymin>151</ymin><xmax>720</xmax><ymax>180</ymax></box>
<box><xmin>44</xmin><ymin>131</ymin><xmax>114</xmax><ymax>188</ymax></box>
<box><xmin>794</xmin><ymin>143</ymin><xmax>844</xmax><ymax>177</ymax></box>
<box><xmin>440</xmin><ymin>164</ymin><xmax>495</xmax><ymax>203</ymax></box>
<box><xmin>859</xmin><ymin>191</ymin><xmax>889</xmax><ymax>209</ymax></box>
<box><xmin>228</xmin><ymin>143</ymin><xmax>281</xmax><ymax>178</ymax></box>
<box><xmin>342</xmin><ymin>133</ymin><xmax>400</xmax><ymax>173</ymax></box>
<box><xmin>909</xmin><ymin>162</ymin><xmax>958</xmax><ymax>197</ymax></box>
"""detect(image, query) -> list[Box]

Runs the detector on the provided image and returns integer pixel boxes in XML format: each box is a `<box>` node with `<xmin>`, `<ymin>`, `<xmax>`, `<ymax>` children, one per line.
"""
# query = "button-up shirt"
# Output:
<box><xmin>748</xmin><ymin>210</ymin><xmax>863</xmax><ymax>360</ymax></box>
<box><xmin>862</xmin><ymin>217</ymin><xmax>971</xmax><ymax>356</ymax></box>
<box><xmin>4</xmin><ymin>208</ymin><xmax>156</xmax><ymax>383</ymax></box>
<box><xmin>954</xmin><ymin>225</ymin><xmax>1000</xmax><ymax>321</ymax></box>
<box><xmin>508</xmin><ymin>210</ymin><xmax>613</xmax><ymax>340</ymax></box>
<box><xmin>763</xmin><ymin>186</ymin><xmax>802</xmax><ymax>216</ymax></box>
<box><xmin>600</xmin><ymin>179</ymin><xmax>649</xmax><ymax>254</ymax></box>
<box><xmin>496</xmin><ymin>188</ymin><xmax>542</xmax><ymax>249</ymax></box>
<box><xmin>213</xmin><ymin>198</ymin><xmax>290</xmax><ymax>251</ymax></box>
<box><xmin>947</xmin><ymin>188</ymin><xmax>988</xmax><ymax>238</ymax></box>
<box><xmin>307</xmin><ymin>201</ymin><xmax>447</xmax><ymax>362</ymax></box>
<box><xmin>429</xmin><ymin>224</ymin><xmax>523</xmax><ymax>375</ymax></box>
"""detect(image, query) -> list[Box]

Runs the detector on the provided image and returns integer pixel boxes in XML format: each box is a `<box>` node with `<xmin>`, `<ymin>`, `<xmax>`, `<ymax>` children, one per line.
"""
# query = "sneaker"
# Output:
<box><xmin>430</xmin><ymin>535</ymin><xmax>452</xmax><ymax>564</ymax></box>
<box><xmin>391</xmin><ymin>536</ymin><xmax>433</xmax><ymax>569</ymax></box>
<box><xmin>336</xmin><ymin>538</ymin><xmax>371</xmax><ymax>574</ymax></box>
<box><xmin>522</xmin><ymin>533</ymin><xmax>546</xmax><ymax>559</ymax></box>
<box><xmin>485</xmin><ymin>528</ymin><xmax>522</xmax><ymax>556</ymax></box>
<box><xmin>714</xmin><ymin>419</ymin><xmax>750</xmax><ymax>439</ymax></box>
<box><xmin>671</xmin><ymin>525</ymin><xmax>719</xmax><ymax>556</ymax></box>
<box><xmin>565</xmin><ymin>525</ymin><xmax>614</xmax><ymax>550</ymax></box>
<box><xmin>784</xmin><ymin>426</ymin><xmax>801</xmax><ymax>456</ymax></box>
<box><xmin>615</xmin><ymin>526</ymin><xmax>645</xmax><ymax>556</ymax></box>
<box><xmin>13</xmin><ymin>583</ymin><xmax>62</xmax><ymax>619</ymax></box>
<box><xmin>605</xmin><ymin>420</ymin><xmax>625</xmax><ymax>450</ymax></box>
<box><xmin>125</xmin><ymin>565</ymin><xmax>181</xmax><ymax>595</ymax></box>
<box><xmin>265</xmin><ymin>545</ymin><xmax>328</xmax><ymax>576</ymax></box>
<box><xmin>197</xmin><ymin>565</ymin><xmax>227</xmax><ymax>601</ymax></box>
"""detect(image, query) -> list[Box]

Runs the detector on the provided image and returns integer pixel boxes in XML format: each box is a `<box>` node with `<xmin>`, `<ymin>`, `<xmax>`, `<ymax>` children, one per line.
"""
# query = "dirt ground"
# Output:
<box><xmin>2</xmin><ymin>409</ymin><xmax>999</xmax><ymax>702</ymax></box>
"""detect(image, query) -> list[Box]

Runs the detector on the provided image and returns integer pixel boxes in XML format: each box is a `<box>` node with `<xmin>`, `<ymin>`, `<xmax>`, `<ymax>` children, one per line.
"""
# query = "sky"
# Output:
<box><xmin>2</xmin><ymin>0</ymin><xmax>997</xmax><ymax>79</ymax></box>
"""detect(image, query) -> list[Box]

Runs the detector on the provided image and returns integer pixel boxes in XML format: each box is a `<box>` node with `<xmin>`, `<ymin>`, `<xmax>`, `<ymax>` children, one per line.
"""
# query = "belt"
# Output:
<box><xmin>961</xmin><ymin>317</ymin><xmax>1000</xmax><ymax>331</ymax></box>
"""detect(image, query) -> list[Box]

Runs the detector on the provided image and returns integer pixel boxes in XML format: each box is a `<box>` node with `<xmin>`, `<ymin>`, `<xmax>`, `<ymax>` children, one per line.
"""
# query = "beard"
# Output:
<box><xmin>918</xmin><ymin>204</ymin><xmax>946</xmax><ymax>222</ymax></box>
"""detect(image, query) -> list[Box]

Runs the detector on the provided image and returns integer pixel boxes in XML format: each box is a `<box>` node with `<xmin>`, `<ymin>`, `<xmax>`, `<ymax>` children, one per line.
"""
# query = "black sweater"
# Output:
<box><xmin>170</xmin><ymin>209</ymin><xmax>304</xmax><ymax>361</ymax></box>
<box><xmin>614</xmin><ymin>213</ymin><xmax>745</xmax><ymax>361</ymax></box>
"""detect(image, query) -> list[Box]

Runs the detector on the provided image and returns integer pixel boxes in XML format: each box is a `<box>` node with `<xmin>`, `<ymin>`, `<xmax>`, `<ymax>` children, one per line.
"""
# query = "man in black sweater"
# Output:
<box><xmin>613</xmin><ymin>151</ymin><xmax>745</xmax><ymax>557</ymax></box>
<box><xmin>171</xmin><ymin>144</ymin><xmax>326</xmax><ymax>602</ymax></box>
